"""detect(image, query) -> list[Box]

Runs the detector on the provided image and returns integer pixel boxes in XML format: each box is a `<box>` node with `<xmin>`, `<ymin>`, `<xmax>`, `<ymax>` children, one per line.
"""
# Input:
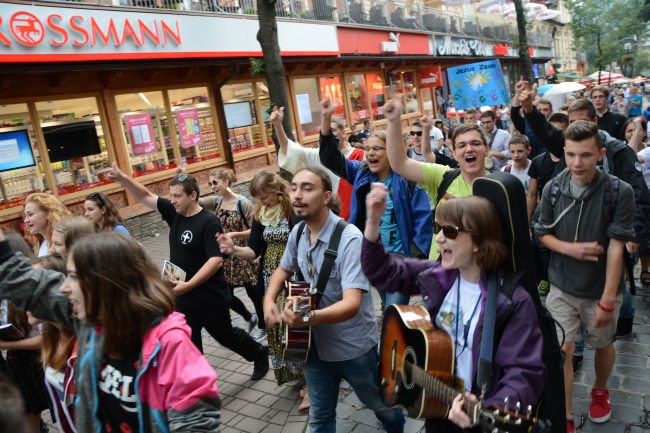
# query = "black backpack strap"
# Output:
<box><xmin>294</xmin><ymin>221</ymin><xmax>307</xmax><ymax>281</ymax></box>
<box><xmin>213</xmin><ymin>196</ymin><xmax>223</xmax><ymax>212</ymax></box>
<box><xmin>237</xmin><ymin>196</ymin><xmax>250</xmax><ymax>230</ymax></box>
<box><xmin>604</xmin><ymin>174</ymin><xmax>620</xmax><ymax>220</ymax></box>
<box><xmin>549</xmin><ymin>177</ymin><xmax>561</xmax><ymax>208</ymax></box>
<box><xmin>314</xmin><ymin>219</ymin><xmax>348</xmax><ymax>307</ymax></box>
<box><xmin>436</xmin><ymin>168</ymin><xmax>461</xmax><ymax>205</ymax></box>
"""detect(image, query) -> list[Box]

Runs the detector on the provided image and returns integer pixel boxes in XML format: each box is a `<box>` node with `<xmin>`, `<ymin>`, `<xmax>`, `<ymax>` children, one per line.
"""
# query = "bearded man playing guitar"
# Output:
<box><xmin>263</xmin><ymin>167</ymin><xmax>405</xmax><ymax>433</ymax></box>
<box><xmin>362</xmin><ymin>184</ymin><xmax>546</xmax><ymax>433</ymax></box>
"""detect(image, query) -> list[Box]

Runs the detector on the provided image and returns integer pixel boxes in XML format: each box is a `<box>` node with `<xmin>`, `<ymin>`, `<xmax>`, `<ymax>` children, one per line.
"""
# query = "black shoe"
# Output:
<box><xmin>251</xmin><ymin>346</ymin><xmax>269</xmax><ymax>381</ymax></box>
<box><xmin>616</xmin><ymin>316</ymin><xmax>634</xmax><ymax>338</ymax></box>
<box><xmin>572</xmin><ymin>354</ymin><xmax>583</xmax><ymax>373</ymax></box>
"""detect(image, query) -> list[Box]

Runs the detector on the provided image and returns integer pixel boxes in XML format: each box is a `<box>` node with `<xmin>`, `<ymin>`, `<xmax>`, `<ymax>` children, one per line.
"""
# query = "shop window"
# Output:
<box><xmin>389</xmin><ymin>71</ymin><xmax>420</xmax><ymax>114</ymax></box>
<box><xmin>169</xmin><ymin>87</ymin><xmax>221</xmax><ymax>164</ymax></box>
<box><xmin>35</xmin><ymin>97</ymin><xmax>111</xmax><ymax>196</ymax></box>
<box><xmin>116</xmin><ymin>91</ymin><xmax>176</xmax><ymax>177</ymax></box>
<box><xmin>0</xmin><ymin>103</ymin><xmax>47</xmax><ymax>210</ymax></box>
<box><xmin>366</xmin><ymin>72</ymin><xmax>386</xmax><ymax>121</ymax></box>
<box><xmin>221</xmin><ymin>83</ymin><xmax>266</xmax><ymax>154</ymax></box>
<box><xmin>257</xmin><ymin>82</ymin><xmax>275</xmax><ymax>147</ymax></box>
<box><xmin>293</xmin><ymin>76</ymin><xmax>346</xmax><ymax>138</ymax></box>
<box><xmin>347</xmin><ymin>74</ymin><xmax>370</xmax><ymax>124</ymax></box>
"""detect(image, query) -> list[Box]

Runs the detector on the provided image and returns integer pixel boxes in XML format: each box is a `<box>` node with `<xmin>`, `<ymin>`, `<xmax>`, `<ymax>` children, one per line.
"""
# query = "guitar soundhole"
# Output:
<box><xmin>402</xmin><ymin>347</ymin><xmax>417</xmax><ymax>390</ymax></box>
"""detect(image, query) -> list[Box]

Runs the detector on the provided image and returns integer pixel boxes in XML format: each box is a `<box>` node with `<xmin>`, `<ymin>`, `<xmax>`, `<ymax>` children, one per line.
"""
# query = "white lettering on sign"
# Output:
<box><xmin>436</xmin><ymin>36</ymin><xmax>489</xmax><ymax>57</ymax></box>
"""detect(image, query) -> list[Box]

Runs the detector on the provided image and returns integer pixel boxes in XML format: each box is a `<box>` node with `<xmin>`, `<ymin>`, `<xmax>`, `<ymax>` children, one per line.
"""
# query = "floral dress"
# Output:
<box><xmin>217</xmin><ymin>208</ymin><xmax>258</xmax><ymax>287</ymax></box>
<box><xmin>258</xmin><ymin>219</ymin><xmax>303</xmax><ymax>385</ymax></box>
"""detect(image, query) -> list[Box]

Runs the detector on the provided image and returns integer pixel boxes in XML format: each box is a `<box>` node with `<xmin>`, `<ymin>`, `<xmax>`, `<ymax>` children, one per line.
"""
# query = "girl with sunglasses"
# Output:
<box><xmin>199</xmin><ymin>168</ymin><xmax>262</xmax><ymax>337</ymax></box>
<box><xmin>84</xmin><ymin>192</ymin><xmax>130</xmax><ymax>235</ymax></box>
<box><xmin>0</xmin><ymin>231</ymin><xmax>221</xmax><ymax>433</ymax></box>
<box><xmin>361</xmin><ymin>186</ymin><xmax>545</xmax><ymax>433</ymax></box>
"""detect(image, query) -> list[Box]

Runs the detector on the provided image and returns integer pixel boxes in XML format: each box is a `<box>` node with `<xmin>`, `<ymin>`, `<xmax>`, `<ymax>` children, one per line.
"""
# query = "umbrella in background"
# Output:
<box><xmin>537</xmin><ymin>84</ymin><xmax>556</xmax><ymax>96</ymax></box>
<box><xmin>614</xmin><ymin>77</ymin><xmax>633</xmax><ymax>84</ymax></box>
<box><xmin>544</xmin><ymin>81</ymin><xmax>586</xmax><ymax>97</ymax></box>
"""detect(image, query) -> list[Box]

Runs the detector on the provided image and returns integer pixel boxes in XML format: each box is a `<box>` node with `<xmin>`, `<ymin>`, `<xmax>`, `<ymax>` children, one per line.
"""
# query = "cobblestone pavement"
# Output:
<box><xmin>47</xmin><ymin>230</ymin><xmax>646</xmax><ymax>433</ymax></box>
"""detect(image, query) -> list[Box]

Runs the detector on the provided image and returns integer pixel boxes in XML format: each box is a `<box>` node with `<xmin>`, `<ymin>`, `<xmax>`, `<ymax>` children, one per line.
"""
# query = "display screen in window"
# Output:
<box><xmin>224</xmin><ymin>102</ymin><xmax>254</xmax><ymax>128</ymax></box>
<box><xmin>43</xmin><ymin>121</ymin><xmax>101</xmax><ymax>162</ymax></box>
<box><xmin>0</xmin><ymin>129</ymin><xmax>36</xmax><ymax>172</ymax></box>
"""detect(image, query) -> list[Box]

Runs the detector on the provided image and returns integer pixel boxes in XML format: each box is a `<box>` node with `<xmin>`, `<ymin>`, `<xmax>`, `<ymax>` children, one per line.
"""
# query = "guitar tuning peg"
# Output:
<box><xmin>503</xmin><ymin>397</ymin><xmax>509</xmax><ymax>410</ymax></box>
<box><xmin>527</xmin><ymin>405</ymin><xmax>532</xmax><ymax>417</ymax></box>
<box><xmin>515</xmin><ymin>401</ymin><xmax>520</xmax><ymax>417</ymax></box>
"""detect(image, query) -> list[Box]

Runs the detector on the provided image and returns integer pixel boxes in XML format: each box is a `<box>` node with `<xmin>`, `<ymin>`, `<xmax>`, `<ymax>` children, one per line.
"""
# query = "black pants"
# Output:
<box><xmin>177</xmin><ymin>302</ymin><xmax>264</xmax><ymax>361</ymax></box>
<box><xmin>229</xmin><ymin>283</ymin><xmax>266</xmax><ymax>330</ymax></box>
<box><xmin>425</xmin><ymin>419</ymin><xmax>479</xmax><ymax>433</ymax></box>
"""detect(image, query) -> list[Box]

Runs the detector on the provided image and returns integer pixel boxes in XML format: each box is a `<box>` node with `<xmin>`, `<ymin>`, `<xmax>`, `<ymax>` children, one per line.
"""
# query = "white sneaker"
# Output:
<box><xmin>253</xmin><ymin>329</ymin><xmax>267</xmax><ymax>342</ymax></box>
<box><xmin>248</xmin><ymin>314</ymin><xmax>258</xmax><ymax>334</ymax></box>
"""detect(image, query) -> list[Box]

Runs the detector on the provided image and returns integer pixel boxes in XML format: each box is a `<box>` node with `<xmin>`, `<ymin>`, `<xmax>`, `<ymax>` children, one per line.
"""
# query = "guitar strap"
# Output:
<box><xmin>294</xmin><ymin>219</ymin><xmax>349</xmax><ymax>308</ymax></box>
<box><xmin>477</xmin><ymin>272</ymin><xmax>498</xmax><ymax>396</ymax></box>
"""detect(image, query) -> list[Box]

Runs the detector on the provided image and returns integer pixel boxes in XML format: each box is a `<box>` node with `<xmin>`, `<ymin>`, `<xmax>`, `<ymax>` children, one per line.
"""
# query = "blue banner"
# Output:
<box><xmin>446</xmin><ymin>60</ymin><xmax>511</xmax><ymax>110</ymax></box>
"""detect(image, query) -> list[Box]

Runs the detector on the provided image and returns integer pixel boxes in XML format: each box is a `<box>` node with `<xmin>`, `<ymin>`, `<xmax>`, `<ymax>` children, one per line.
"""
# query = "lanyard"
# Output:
<box><xmin>453</xmin><ymin>276</ymin><xmax>482</xmax><ymax>361</ymax></box>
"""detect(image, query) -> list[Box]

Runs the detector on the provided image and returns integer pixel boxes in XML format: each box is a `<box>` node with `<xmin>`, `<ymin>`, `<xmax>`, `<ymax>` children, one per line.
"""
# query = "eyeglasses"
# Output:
<box><xmin>363</xmin><ymin>146</ymin><xmax>386</xmax><ymax>152</ymax></box>
<box><xmin>410</xmin><ymin>131</ymin><xmax>423</xmax><ymax>136</ymax></box>
<box><xmin>434</xmin><ymin>222</ymin><xmax>472</xmax><ymax>240</ymax></box>
<box><xmin>208</xmin><ymin>180</ymin><xmax>219</xmax><ymax>187</ymax></box>
<box><xmin>454</xmin><ymin>140</ymin><xmax>486</xmax><ymax>150</ymax></box>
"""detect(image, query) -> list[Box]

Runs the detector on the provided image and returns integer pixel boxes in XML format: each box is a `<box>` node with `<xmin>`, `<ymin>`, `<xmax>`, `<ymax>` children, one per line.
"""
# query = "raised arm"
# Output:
<box><xmin>384</xmin><ymin>99</ymin><xmax>426</xmax><ymax>183</ymax></box>
<box><xmin>269</xmin><ymin>106</ymin><xmax>289</xmax><ymax>155</ymax></box>
<box><xmin>318</xmin><ymin>99</ymin><xmax>348</xmax><ymax>179</ymax></box>
<box><xmin>520</xmin><ymin>83</ymin><xmax>564</xmax><ymax>159</ymax></box>
<box><xmin>419</xmin><ymin>114</ymin><xmax>437</xmax><ymax>163</ymax></box>
<box><xmin>100</xmin><ymin>162</ymin><xmax>158</xmax><ymax>210</ymax></box>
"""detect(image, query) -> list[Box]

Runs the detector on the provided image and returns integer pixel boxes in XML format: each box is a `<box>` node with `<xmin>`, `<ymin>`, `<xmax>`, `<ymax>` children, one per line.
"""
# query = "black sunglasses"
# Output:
<box><xmin>409</xmin><ymin>131</ymin><xmax>423</xmax><ymax>136</ymax></box>
<box><xmin>434</xmin><ymin>222</ymin><xmax>472</xmax><ymax>240</ymax></box>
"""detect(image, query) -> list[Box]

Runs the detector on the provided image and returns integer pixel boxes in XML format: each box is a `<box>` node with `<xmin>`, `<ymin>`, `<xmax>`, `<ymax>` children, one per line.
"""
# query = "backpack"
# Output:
<box><xmin>436</xmin><ymin>168</ymin><xmax>462</xmax><ymax>205</ymax></box>
<box><xmin>473</xmin><ymin>173</ymin><xmax>565</xmax><ymax>433</ymax></box>
<box><xmin>548</xmin><ymin>173</ymin><xmax>620</xmax><ymax>221</ymax></box>
<box><xmin>214</xmin><ymin>195</ymin><xmax>250</xmax><ymax>229</ymax></box>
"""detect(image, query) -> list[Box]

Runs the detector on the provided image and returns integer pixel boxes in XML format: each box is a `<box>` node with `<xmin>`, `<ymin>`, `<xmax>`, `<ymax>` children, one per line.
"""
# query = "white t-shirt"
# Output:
<box><xmin>429</xmin><ymin>127</ymin><xmax>444</xmax><ymax>149</ymax></box>
<box><xmin>501</xmin><ymin>160</ymin><xmax>532</xmax><ymax>192</ymax></box>
<box><xmin>278</xmin><ymin>139</ymin><xmax>341</xmax><ymax>196</ymax></box>
<box><xmin>38</xmin><ymin>240</ymin><xmax>49</xmax><ymax>258</ymax></box>
<box><xmin>637</xmin><ymin>147</ymin><xmax>650</xmax><ymax>188</ymax></box>
<box><xmin>435</xmin><ymin>276</ymin><xmax>482</xmax><ymax>392</ymax></box>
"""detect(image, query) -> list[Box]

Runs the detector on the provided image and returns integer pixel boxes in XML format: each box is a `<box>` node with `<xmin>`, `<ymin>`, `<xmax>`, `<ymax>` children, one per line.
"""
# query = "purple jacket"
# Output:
<box><xmin>362</xmin><ymin>238</ymin><xmax>545</xmax><ymax>409</ymax></box>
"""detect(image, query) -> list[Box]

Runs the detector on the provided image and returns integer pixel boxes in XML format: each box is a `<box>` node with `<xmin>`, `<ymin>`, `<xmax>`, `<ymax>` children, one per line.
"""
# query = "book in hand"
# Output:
<box><xmin>162</xmin><ymin>260</ymin><xmax>187</xmax><ymax>283</ymax></box>
<box><xmin>0</xmin><ymin>323</ymin><xmax>24</xmax><ymax>341</ymax></box>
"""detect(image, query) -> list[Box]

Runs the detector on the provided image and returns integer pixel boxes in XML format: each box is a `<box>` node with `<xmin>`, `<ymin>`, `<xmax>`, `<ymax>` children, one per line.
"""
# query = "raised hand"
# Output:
<box><xmin>383</xmin><ymin>99</ymin><xmax>403</xmax><ymax>121</ymax></box>
<box><xmin>366</xmin><ymin>182</ymin><xmax>388</xmax><ymax>222</ymax></box>
<box><xmin>419</xmin><ymin>113</ymin><xmax>433</xmax><ymax>130</ymax></box>
<box><xmin>97</xmin><ymin>162</ymin><xmax>124</xmax><ymax>183</ymax></box>
<box><xmin>320</xmin><ymin>99</ymin><xmax>337</xmax><ymax>118</ymax></box>
<box><xmin>269</xmin><ymin>106</ymin><xmax>284</xmax><ymax>125</ymax></box>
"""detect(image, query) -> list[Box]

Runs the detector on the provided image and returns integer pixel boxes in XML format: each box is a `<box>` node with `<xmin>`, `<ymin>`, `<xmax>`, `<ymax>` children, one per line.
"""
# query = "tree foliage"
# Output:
<box><xmin>567</xmin><ymin>0</ymin><xmax>649</xmax><ymax>75</ymax></box>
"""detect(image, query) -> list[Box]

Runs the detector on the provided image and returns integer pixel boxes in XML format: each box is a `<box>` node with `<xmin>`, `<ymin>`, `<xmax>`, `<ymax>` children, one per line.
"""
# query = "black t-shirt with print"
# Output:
<box><xmin>157</xmin><ymin>197</ymin><xmax>228</xmax><ymax>308</ymax></box>
<box><xmin>528</xmin><ymin>152</ymin><xmax>566</xmax><ymax>199</ymax></box>
<box><xmin>98</xmin><ymin>348</ymin><xmax>142</xmax><ymax>433</ymax></box>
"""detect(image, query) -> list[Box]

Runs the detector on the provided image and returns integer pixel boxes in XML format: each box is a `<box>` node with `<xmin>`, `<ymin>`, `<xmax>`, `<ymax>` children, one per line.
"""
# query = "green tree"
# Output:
<box><xmin>567</xmin><ymin>0</ymin><xmax>648</xmax><ymax>77</ymax></box>
<box><xmin>513</xmin><ymin>0</ymin><xmax>533</xmax><ymax>81</ymax></box>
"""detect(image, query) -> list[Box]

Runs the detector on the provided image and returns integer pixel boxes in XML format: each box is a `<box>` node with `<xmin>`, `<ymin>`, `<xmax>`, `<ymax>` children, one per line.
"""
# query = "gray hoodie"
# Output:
<box><xmin>534</xmin><ymin>168</ymin><xmax>635</xmax><ymax>299</ymax></box>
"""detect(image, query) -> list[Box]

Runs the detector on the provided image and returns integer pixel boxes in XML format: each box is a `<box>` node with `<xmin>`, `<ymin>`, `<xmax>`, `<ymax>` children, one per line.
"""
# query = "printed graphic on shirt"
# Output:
<box><xmin>98</xmin><ymin>352</ymin><xmax>140</xmax><ymax>433</ymax></box>
<box><xmin>99</xmin><ymin>364</ymin><xmax>137</xmax><ymax>413</ymax></box>
<box><xmin>180</xmin><ymin>230</ymin><xmax>193</xmax><ymax>245</ymax></box>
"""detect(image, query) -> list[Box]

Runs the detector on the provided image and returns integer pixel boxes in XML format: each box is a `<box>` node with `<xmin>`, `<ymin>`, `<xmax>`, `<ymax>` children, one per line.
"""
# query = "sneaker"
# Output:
<box><xmin>538</xmin><ymin>280</ymin><xmax>550</xmax><ymax>297</ymax></box>
<box><xmin>253</xmin><ymin>328</ymin><xmax>267</xmax><ymax>342</ymax></box>
<box><xmin>616</xmin><ymin>316</ymin><xmax>633</xmax><ymax>338</ymax></box>
<box><xmin>572</xmin><ymin>354</ymin><xmax>583</xmax><ymax>373</ymax></box>
<box><xmin>566</xmin><ymin>419</ymin><xmax>575</xmax><ymax>433</ymax></box>
<box><xmin>251</xmin><ymin>346</ymin><xmax>269</xmax><ymax>380</ymax></box>
<box><xmin>589</xmin><ymin>388</ymin><xmax>611</xmax><ymax>423</ymax></box>
<box><xmin>247</xmin><ymin>314</ymin><xmax>258</xmax><ymax>334</ymax></box>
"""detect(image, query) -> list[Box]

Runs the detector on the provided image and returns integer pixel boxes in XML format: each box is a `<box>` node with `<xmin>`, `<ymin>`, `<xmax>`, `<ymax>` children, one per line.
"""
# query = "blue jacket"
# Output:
<box><xmin>319</xmin><ymin>132</ymin><xmax>432</xmax><ymax>256</ymax></box>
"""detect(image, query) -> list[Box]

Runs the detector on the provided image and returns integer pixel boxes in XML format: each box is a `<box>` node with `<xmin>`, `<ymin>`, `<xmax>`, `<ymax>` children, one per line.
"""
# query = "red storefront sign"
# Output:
<box><xmin>418</xmin><ymin>67</ymin><xmax>442</xmax><ymax>88</ymax></box>
<box><xmin>494</xmin><ymin>43</ymin><xmax>509</xmax><ymax>56</ymax></box>
<box><xmin>337</xmin><ymin>27</ymin><xmax>429</xmax><ymax>55</ymax></box>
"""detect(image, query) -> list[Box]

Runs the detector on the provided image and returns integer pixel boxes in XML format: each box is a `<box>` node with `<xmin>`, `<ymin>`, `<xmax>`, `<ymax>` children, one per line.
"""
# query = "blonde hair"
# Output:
<box><xmin>24</xmin><ymin>193</ymin><xmax>71</xmax><ymax>241</ymax></box>
<box><xmin>209</xmin><ymin>168</ymin><xmax>237</xmax><ymax>186</ymax></box>
<box><xmin>249</xmin><ymin>170</ymin><xmax>291</xmax><ymax>221</ymax></box>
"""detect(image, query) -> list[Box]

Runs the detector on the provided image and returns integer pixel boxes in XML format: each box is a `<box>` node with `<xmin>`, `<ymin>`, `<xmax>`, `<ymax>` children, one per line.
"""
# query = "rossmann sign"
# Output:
<box><xmin>0</xmin><ymin>3</ymin><xmax>339</xmax><ymax>62</ymax></box>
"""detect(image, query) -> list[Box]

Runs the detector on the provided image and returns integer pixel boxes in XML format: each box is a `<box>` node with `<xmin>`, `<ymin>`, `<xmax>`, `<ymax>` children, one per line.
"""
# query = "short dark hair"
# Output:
<box><xmin>537</xmin><ymin>98</ymin><xmax>553</xmax><ymax>110</ymax></box>
<box><xmin>464</xmin><ymin>108</ymin><xmax>478</xmax><ymax>116</ymax></box>
<box><xmin>548</xmin><ymin>112</ymin><xmax>569</xmax><ymax>126</ymax></box>
<box><xmin>568</xmin><ymin>99</ymin><xmax>597</xmax><ymax>119</ymax></box>
<box><xmin>450</xmin><ymin>123</ymin><xmax>488</xmax><ymax>149</ymax></box>
<box><xmin>564</xmin><ymin>120</ymin><xmax>603</xmax><ymax>149</ymax></box>
<box><xmin>480</xmin><ymin>110</ymin><xmax>496</xmax><ymax>120</ymax></box>
<box><xmin>169</xmin><ymin>174</ymin><xmax>200</xmax><ymax>200</ymax></box>
<box><xmin>294</xmin><ymin>166</ymin><xmax>333</xmax><ymax>193</ymax></box>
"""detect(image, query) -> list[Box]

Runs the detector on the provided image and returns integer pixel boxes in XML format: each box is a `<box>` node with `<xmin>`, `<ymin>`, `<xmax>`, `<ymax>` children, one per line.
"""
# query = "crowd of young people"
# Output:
<box><xmin>0</xmin><ymin>80</ymin><xmax>645</xmax><ymax>433</ymax></box>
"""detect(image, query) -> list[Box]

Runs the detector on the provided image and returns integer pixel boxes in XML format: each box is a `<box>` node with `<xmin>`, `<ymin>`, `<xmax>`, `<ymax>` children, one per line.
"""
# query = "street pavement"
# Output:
<box><xmin>44</xmin><ymin>228</ymin><xmax>650</xmax><ymax>433</ymax></box>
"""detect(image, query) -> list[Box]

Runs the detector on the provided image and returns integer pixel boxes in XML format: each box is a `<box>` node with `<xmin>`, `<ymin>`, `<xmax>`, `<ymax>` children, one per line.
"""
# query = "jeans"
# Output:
<box><xmin>303</xmin><ymin>346</ymin><xmax>405</xmax><ymax>433</ymax></box>
<box><xmin>379</xmin><ymin>290</ymin><xmax>410</xmax><ymax>310</ymax></box>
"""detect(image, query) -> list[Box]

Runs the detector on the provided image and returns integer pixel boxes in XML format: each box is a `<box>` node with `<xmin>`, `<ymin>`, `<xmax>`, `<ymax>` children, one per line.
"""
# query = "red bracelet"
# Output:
<box><xmin>597</xmin><ymin>302</ymin><xmax>615</xmax><ymax>313</ymax></box>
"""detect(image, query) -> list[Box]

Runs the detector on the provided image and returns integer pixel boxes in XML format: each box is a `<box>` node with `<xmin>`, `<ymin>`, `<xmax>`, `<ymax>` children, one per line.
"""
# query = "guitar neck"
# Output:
<box><xmin>409</xmin><ymin>362</ymin><xmax>480</xmax><ymax>423</ymax></box>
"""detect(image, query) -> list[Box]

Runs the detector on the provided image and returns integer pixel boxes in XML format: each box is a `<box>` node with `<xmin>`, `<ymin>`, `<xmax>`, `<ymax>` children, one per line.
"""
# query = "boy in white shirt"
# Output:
<box><xmin>502</xmin><ymin>133</ymin><xmax>532</xmax><ymax>191</ymax></box>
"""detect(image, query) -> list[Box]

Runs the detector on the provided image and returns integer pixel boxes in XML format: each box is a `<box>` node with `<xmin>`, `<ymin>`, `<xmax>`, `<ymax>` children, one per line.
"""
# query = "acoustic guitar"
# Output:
<box><xmin>379</xmin><ymin>304</ymin><xmax>548</xmax><ymax>433</ymax></box>
<box><xmin>281</xmin><ymin>281</ymin><xmax>317</xmax><ymax>364</ymax></box>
